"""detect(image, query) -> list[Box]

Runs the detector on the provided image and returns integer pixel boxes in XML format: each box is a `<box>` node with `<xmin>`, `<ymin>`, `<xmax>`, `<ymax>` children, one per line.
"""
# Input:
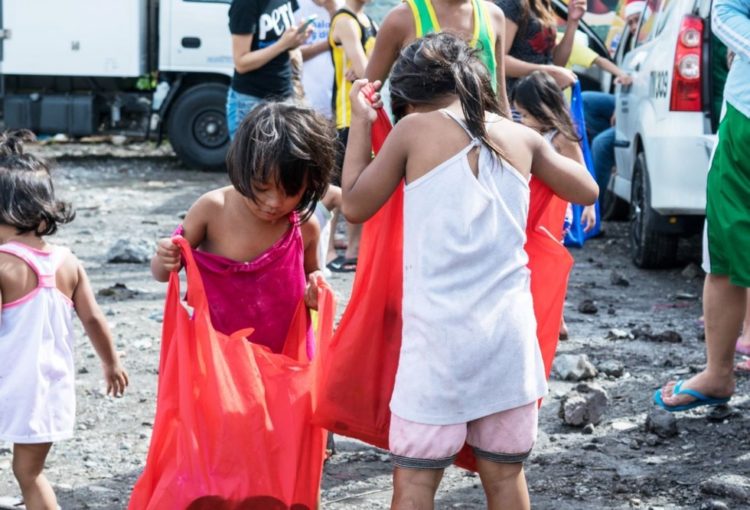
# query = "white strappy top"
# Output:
<box><xmin>0</xmin><ymin>242</ymin><xmax>76</xmax><ymax>443</ymax></box>
<box><xmin>391</xmin><ymin>110</ymin><xmax>548</xmax><ymax>424</ymax></box>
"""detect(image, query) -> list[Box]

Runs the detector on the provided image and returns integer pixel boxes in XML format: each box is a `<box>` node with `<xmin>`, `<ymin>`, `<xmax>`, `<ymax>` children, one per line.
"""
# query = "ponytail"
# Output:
<box><xmin>451</xmin><ymin>58</ymin><xmax>504</xmax><ymax>158</ymax></box>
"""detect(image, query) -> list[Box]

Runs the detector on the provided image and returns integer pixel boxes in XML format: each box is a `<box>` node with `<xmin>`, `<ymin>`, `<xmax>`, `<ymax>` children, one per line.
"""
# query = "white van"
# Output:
<box><xmin>610</xmin><ymin>0</ymin><xmax>721</xmax><ymax>268</ymax></box>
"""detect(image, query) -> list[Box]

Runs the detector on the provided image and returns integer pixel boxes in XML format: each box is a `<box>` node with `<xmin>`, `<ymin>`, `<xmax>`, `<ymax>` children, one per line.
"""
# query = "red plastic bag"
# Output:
<box><xmin>129</xmin><ymin>237</ymin><xmax>335</xmax><ymax>510</ymax></box>
<box><xmin>313</xmin><ymin>102</ymin><xmax>572</xmax><ymax>471</ymax></box>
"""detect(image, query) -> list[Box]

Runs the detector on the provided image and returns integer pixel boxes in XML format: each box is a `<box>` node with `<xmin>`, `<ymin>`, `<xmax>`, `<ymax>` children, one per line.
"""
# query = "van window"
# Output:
<box><xmin>635</xmin><ymin>0</ymin><xmax>670</xmax><ymax>47</ymax></box>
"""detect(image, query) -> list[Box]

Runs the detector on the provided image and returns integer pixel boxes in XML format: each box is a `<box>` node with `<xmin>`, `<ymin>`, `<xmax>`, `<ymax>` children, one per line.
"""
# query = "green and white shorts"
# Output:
<box><xmin>702</xmin><ymin>102</ymin><xmax>750</xmax><ymax>288</ymax></box>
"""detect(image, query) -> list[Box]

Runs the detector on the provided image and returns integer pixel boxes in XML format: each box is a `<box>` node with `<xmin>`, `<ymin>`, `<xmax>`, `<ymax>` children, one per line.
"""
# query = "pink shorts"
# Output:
<box><xmin>389</xmin><ymin>402</ymin><xmax>538</xmax><ymax>469</ymax></box>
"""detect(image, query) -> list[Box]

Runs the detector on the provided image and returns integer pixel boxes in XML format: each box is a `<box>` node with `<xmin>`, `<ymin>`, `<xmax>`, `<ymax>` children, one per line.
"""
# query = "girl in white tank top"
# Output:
<box><xmin>340</xmin><ymin>33</ymin><xmax>598</xmax><ymax>508</ymax></box>
<box><xmin>0</xmin><ymin>131</ymin><xmax>128</xmax><ymax>510</ymax></box>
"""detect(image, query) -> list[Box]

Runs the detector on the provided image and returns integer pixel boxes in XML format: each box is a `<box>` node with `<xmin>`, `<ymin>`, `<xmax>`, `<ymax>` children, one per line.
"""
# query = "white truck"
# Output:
<box><xmin>2</xmin><ymin>0</ymin><xmax>235</xmax><ymax>169</ymax></box>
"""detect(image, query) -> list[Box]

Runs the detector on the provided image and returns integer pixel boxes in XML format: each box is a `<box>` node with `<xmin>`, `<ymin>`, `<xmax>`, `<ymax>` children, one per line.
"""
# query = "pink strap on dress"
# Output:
<box><xmin>174</xmin><ymin>215</ymin><xmax>313</xmax><ymax>356</ymax></box>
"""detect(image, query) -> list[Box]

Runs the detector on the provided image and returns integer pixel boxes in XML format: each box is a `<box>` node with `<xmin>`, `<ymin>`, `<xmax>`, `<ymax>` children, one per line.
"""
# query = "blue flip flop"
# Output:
<box><xmin>653</xmin><ymin>380</ymin><xmax>731</xmax><ymax>412</ymax></box>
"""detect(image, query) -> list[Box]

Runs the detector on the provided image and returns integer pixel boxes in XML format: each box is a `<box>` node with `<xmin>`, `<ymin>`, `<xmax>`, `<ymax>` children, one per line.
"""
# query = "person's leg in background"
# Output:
<box><xmin>591</xmin><ymin>126</ymin><xmax>616</xmax><ymax>194</ymax></box>
<box><xmin>581</xmin><ymin>91</ymin><xmax>615</xmax><ymax>141</ymax></box>
<box><xmin>226</xmin><ymin>88</ymin><xmax>264</xmax><ymax>140</ymax></box>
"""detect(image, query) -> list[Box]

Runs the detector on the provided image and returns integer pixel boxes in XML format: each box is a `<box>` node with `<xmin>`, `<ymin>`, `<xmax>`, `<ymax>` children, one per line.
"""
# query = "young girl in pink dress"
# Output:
<box><xmin>0</xmin><ymin>131</ymin><xmax>128</xmax><ymax>510</ymax></box>
<box><xmin>151</xmin><ymin>101</ymin><xmax>334</xmax><ymax>356</ymax></box>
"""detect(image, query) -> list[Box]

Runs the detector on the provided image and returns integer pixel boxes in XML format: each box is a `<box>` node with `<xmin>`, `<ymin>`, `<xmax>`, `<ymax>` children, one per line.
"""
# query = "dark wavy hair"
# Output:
<box><xmin>0</xmin><ymin>130</ymin><xmax>74</xmax><ymax>236</ymax></box>
<box><xmin>226</xmin><ymin>102</ymin><xmax>334</xmax><ymax>222</ymax></box>
<box><xmin>513</xmin><ymin>70</ymin><xmax>581</xmax><ymax>143</ymax></box>
<box><xmin>389</xmin><ymin>32</ymin><xmax>506</xmax><ymax>158</ymax></box>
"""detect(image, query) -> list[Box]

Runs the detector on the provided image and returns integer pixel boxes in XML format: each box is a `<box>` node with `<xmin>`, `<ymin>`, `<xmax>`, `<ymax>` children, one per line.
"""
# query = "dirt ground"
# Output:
<box><xmin>1</xmin><ymin>146</ymin><xmax>749</xmax><ymax>510</ymax></box>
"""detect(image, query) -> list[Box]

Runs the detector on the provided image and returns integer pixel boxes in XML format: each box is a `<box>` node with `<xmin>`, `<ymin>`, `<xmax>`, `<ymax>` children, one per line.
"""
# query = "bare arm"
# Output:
<box><xmin>301</xmin><ymin>218</ymin><xmax>321</xmax><ymax>275</ymax></box>
<box><xmin>365</xmin><ymin>5</ymin><xmax>411</xmax><ymax>82</ymax></box>
<box><xmin>333</xmin><ymin>16</ymin><xmax>370</xmax><ymax>78</ymax></box>
<box><xmin>301</xmin><ymin>39</ymin><xmax>329</xmax><ymax>61</ymax></box>
<box><xmin>552</xmin><ymin>0</ymin><xmax>585</xmax><ymax>66</ymax></box>
<box><xmin>232</xmin><ymin>26</ymin><xmax>310</xmax><ymax>74</ymax></box>
<box><xmin>530</xmin><ymin>130</ymin><xmax>598</xmax><ymax>205</ymax></box>
<box><xmin>503</xmin><ymin>17</ymin><xmax>576</xmax><ymax>88</ymax></box>
<box><xmin>342</xmin><ymin>81</ymin><xmax>407</xmax><ymax>223</ymax></box>
<box><xmin>150</xmin><ymin>193</ymin><xmax>212</xmax><ymax>282</ymax></box>
<box><xmin>72</xmin><ymin>263</ymin><xmax>128</xmax><ymax>396</ymax></box>
<box><xmin>489</xmin><ymin>3</ymin><xmax>511</xmax><ymax>116</ymax></box>
<box><xmin>594</xmin><ymin>56</ymin><xmax>632</xmax><ymax>84</ymax></box>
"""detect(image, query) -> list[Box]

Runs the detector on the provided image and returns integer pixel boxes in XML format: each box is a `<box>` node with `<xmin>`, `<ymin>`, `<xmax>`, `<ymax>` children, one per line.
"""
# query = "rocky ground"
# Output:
<box><xmin>1</xmin><ymin>145</ymin><xmax>749</xmax><ymax>509</ymax></box>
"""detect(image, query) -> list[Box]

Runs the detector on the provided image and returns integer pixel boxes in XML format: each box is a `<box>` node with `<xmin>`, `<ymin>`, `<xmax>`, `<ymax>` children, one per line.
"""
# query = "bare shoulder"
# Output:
<box><xmin>381</xmin><ymin>3</ymin><xmax>415</xmax><ymax>35</ymax></box>
<box><xmin>488</xmin><ymin>117</ymin><xmax>540</xmax><ymax>171</ymax></box>
<box><xmin>188</xmin><ymin>187</ymin><xmax>229</xmax><ymax>217</ymax></box>
<box><xmin>486</xmin><ymin>2</ymin><xmax>506</xmax><ymax>24</ymax></box>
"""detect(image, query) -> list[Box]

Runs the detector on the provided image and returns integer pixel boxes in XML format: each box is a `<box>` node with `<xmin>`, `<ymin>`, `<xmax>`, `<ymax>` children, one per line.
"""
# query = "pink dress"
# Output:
<box><xmin>176</xmin><ymin>214</ymin><xmax>313</xmax><ymax>356</ymax></box>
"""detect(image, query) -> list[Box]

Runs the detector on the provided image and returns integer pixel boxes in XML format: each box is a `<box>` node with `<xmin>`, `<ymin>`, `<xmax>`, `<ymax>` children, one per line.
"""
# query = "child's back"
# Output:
<box><xmin>394</xmin><ymin>107</ymin><xmax>545</xmax><ymax>423</ymax></box>
<box><xmin>0</xmin><ymin>242</ymin><xmax>78</xmax><ymax>442</ymax></box>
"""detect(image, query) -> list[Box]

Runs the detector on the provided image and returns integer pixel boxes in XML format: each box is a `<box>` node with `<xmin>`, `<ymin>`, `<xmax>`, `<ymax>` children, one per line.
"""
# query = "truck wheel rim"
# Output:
<box><xmin>193</xmin><ymin>110</ymin><xmax>227</xmax><ymax>149</ymax></box>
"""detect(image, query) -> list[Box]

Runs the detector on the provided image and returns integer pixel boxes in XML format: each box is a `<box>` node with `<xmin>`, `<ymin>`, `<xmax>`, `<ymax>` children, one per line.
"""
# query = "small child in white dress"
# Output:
<box><xmin>0</xmin><ymin>131</ymin><xmax>128</xmax><ymax>510</ymax></box>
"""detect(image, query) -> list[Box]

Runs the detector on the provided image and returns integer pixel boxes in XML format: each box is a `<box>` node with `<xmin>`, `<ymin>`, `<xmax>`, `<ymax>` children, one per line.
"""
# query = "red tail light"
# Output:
<box><xmin>670</xmin><ymin>15</ymin><xmax>703</xmax><ymax>111</ymax></box>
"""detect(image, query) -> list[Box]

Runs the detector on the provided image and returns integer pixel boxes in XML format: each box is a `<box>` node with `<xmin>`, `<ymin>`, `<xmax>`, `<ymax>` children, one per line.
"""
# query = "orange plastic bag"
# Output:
<box><xmin>313</xmin><ymin>107</ymin><xmax>572</xmax><ymax>471</ymax></box>
<box><xmin>129</xmin><ymin>237</ymin><xmax>335</xmax><ymax>510</ymax></box>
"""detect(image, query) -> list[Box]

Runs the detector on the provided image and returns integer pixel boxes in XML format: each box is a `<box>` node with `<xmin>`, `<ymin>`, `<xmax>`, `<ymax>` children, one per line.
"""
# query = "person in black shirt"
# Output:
<box><xmin>227</xmin><ymin>0</ymin><xmax>312</xmax><ymax>138</ymax></box>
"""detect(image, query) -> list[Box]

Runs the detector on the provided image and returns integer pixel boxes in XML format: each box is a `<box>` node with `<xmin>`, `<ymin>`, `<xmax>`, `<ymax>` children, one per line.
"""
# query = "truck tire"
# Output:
<box><xmin>629</xmin><ymin>153</ymin><xmax>678</xmax><ymax>268</ymax></box>
<box><xmin>167</xmin><ymin>83</ymin><xmax>229</xmax><ymax>171</ymax></box>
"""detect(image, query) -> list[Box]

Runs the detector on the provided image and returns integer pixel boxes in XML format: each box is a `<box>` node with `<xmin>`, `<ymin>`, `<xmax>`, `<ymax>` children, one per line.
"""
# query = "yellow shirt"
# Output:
<box><xmin>329</xmin><ymin>9</ymin><xmax>377</xmax><ymax>130</ymax></box>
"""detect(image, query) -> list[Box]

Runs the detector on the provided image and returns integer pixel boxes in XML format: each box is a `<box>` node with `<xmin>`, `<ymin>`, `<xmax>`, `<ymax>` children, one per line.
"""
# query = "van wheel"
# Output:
<box><xmin>167</xmin><ymin>83</ymin><xmax>229</xmax><ymax>171</ymax></box>
<box><xmin>629</xmin><ymin>153</ymin><xmax>678</xmax><ymax>268</ymax></box>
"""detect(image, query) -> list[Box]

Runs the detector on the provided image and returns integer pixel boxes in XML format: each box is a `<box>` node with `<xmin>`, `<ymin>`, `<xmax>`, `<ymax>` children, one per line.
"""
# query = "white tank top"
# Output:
<box><xmin>390</xmin><ymin>110</ymin><xmax>548</xmax><ymax>425</ymax></box>
<box><xmin>0</xmin><ymin>242</ymin><xmax>76</xmax><ymax>443</ymax></box>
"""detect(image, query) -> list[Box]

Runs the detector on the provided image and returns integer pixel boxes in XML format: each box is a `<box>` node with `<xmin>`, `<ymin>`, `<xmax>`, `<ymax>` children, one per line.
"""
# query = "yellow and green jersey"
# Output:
<box><xmin>405</xmin><ymin>0</ymin><xmax>497</xmax><ymax>90</ymax></box>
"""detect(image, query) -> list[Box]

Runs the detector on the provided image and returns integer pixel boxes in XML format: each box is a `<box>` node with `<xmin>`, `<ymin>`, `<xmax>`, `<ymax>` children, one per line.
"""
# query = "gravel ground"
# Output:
<box><xmin>0</xmin><ymin>150</ymin><xmax>749</xmax><ymax>510</ymax></box>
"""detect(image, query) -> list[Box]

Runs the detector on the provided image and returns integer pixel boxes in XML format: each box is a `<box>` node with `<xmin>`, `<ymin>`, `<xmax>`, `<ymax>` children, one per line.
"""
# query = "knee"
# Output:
<box><xmin>392</xmin><ymin>468</ymin><xmax>442</xmax><ymax>510</ymax></box>
<box><xmin>12</xmin><ymin>457</ymin><xmax>40</xmax><ymax>487</ymax></box>
<box><xmin>481</xmin><ymin>462</ymin><xmax>524</xmax><ymax>496</ymax></box>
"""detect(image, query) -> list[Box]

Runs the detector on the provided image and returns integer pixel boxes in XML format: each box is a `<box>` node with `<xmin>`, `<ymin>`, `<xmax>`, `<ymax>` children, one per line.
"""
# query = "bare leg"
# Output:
<box><xmin>391</xmin><ymin>467</ymin><xmax>443</xmax><ymax>510</ymax></box>
<box><xmin>661</xmin><ymin>274</ymin><xmax>745</xmax><ymax>405</ymax></box>
<box><xmin>737</xmin><ymin>290</ymin><xmax>750</xmax><ymax>348</ymax></box>
<box><xmin>12</xmin><ymin>443</ymin><xmax>57</xmax><ymax>510</ymax></box>
<box><xmin>327</xmin><ymin>208</ymin><xmax>342</xmax><ymax>264</ymax></box>
<box><xmin>476</xmin><ymin>459</ymin><xmax>530</xmax><ymax>510</ymax></box>
<box><xmin>344</xmin><ymin>223</ymin><xmax>362</xmax><ymax>263</ymax></box>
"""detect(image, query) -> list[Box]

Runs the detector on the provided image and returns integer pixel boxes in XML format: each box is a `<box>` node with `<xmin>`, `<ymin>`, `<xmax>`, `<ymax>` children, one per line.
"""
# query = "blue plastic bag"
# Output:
<box><xmin>564</xmin><ymin>81</ymin><xmax>602</xmax><ymax>247</ymax></box>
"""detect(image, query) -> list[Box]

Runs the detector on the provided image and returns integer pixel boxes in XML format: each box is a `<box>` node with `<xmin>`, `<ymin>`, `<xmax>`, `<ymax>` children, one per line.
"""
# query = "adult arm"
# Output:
<box><xmin>333</xmin><ymin>15</ymin><xmax>370</xmax><ymax>78</ymax></box>
<box><xmin>552</xmin><ymin>0</ymin><xmax>586</xmax><ymax>66</ymax></box>
<box><xmin>503</xmin><ymin>17</ymin><xmax>577</xmax><ymax>87</ymax></box>
<box><xmin>342</xmin><ymin>81</ymin><xmax>407</xmax><ymax>223</ymax></box>
<box><xmin>232</xmin><ymin>28</ymin><xmax>310</xmax><ymax>74</ymax></box>
<box><xmin>488</xmin><ymin>3</ymin><xmax>511</xmax><ymax>116</ymax></box>
<box><xmin>301</xmin><ymin>39</ymin><xmax>329</xmax><ymax>60</ymax></box>
<box><xmin>594</xmin><ymin>56</ymin><xmax>632</xmax><ymax>84</ymax></box>
<box><xmin>712</xmin><ymin>0</ymin><xmax>750</xmax><ymax>61</ymax></box>
<box><xmin>365</xmin><ymin>4</ymin><xmax>411</xmax><ymax>82</ymax></box>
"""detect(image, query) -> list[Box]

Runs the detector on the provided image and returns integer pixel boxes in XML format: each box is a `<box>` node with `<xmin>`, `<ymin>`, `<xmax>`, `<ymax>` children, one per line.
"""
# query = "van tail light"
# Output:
<box><xmin>670</xmin><ymin>15</ymin><xmax>703</xmax><ymax>111</ymax></box>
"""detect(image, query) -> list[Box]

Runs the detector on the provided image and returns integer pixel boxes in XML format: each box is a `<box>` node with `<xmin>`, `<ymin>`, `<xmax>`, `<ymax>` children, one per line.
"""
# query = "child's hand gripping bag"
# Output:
<box><xmin>313</xmin><ymin>90</ymin><xmax>572</xmax><ymax>471</ymax></box>
<box><xmin>128</xmin><ymin>237</ymin><xmax>335</xmax><ymax>510</ymax></box>
<box><xmin>564</xmin><ymin>80</ymin><xmax>602</xmax><ymax>247</ymax></box>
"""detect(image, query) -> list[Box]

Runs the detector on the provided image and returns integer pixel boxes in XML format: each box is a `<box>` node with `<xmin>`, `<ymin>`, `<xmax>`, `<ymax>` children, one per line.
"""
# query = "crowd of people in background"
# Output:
<box><xmin>1</xmin><ymin>0</ymin><xmax>748</xmax><ymax>508</ymax></box>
